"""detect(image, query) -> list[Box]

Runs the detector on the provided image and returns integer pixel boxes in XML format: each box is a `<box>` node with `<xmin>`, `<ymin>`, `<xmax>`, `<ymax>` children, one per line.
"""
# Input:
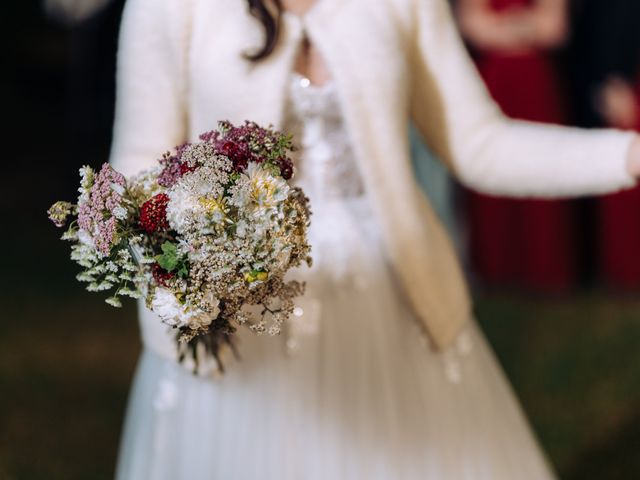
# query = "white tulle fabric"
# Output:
<box><xmin>115</xmin><ymin>74</ymin><xmax>556</xmax><ymax>479</ymax></box>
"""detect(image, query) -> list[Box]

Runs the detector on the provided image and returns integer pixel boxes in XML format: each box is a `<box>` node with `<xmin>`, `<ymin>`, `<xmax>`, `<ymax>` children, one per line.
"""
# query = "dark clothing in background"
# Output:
<box><xmin>570</xmin><ymin>0</ymin><xmax>640</xmax><ymax>127</ymax></box>
<box><xmin>66</xmin><ymin>0</ymin><xmax>125</xmax><ymax>164</ymax></box>
<box><xmin>570</xmin><ymin>0</ymin><xmax>640</xmax><ymax>289</ymax></box>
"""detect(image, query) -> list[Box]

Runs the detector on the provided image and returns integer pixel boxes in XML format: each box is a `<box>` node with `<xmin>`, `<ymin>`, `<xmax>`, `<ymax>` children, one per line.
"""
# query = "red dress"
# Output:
<box><xmin>465</xmin><ymin>0</ymin><xmax>575</xmax><ymax>292</ymax></box>
<box><xmin>598</xmin><ymin>76</ymin><xmax>640</xmax><ymax>289</ymax></box>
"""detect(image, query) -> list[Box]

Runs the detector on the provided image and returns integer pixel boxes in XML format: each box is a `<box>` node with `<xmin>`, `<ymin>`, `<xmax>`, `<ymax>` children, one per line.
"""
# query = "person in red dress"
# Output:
<box><xmin>456</xmin><ymin>0</ymin><xmax>574</xmax><ymax>292</ymax></box>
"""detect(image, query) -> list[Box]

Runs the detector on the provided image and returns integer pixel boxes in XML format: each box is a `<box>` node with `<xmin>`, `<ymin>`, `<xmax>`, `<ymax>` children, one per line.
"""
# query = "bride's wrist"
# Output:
<box><xmin>625</xmin><ymin>134</ymin><xmax>640</xmax><ymax>178</ymax></box>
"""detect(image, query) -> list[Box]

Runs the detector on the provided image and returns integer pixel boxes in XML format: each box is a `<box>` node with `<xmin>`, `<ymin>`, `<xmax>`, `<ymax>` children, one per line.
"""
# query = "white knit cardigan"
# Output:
<box><xmin>110</xmin><ymin>0</ymin><xmax>637</xmax><ymax>357</ymax></box>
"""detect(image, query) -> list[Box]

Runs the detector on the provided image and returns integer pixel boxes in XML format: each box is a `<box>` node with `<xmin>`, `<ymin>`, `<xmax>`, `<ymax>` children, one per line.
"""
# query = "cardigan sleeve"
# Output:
<box><xmin>408</xmin><ymin>0</ymin><xmax>637</xmax><ymax>198</ymax></box>
<box><xmin>109</xmin><ymin>0</ymin><xmax>190</xmax><ymax>177</ymax></box>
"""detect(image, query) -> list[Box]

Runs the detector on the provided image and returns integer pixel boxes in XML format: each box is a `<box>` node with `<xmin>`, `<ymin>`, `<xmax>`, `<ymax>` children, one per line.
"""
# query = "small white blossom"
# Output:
<box><xmin>112</xmin><ymin>205</ymin><xmax>128</xmax><ymax>220</ymax></box>
<box><xmin>77</xmin><ymin>165</ymin><xmax>94</xmax><ymax>204</ymax></box>
<box><xmin>77</xmin><ymin>229</ymin><xmax>95</xmax><ymax>248</ymax></box>
<box><xmin>105</xmin><ymin>296</ymin><xmax>122</xmax><ymax>307</ymax></box>
<box><xmin>166</xmin><ymin>184</ymin><xmax>205</xmax><ymax>234</ymax></box>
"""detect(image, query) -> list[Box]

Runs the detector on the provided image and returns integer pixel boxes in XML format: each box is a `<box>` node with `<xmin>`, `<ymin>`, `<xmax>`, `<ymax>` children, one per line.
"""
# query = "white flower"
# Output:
<box><xmin>188</xmin><ymin>169</ymin><xmax>216</xmax><ymax>196</ymax></box>
<box><xmin>112</xmin><ymin>205</ymin><xmax>128</xmax><ymax>220</ymax></box>
<box><xmin>228</xmin><ymin>177</ymin><xmax>251</xmax><ymax>208</ymax></box>
<box><xmin>166</xmin><ymin>185</ymin><xmax>203</xmax><ymax>234</ymax></box>
<box><xmin>151</xmin><ymin>288</ymin><xmax>183</xmax><ymax>324</ymax></box>
<box><xmin>167</xmin><ymin>165</ymin><xmax>235</xmax><ymax>232</ymax></box>
<box><xmin>77</xmin><ymin>165</ymin><xmax>94</xmax><ymax>204</ymax></box>
<box><xmin>129</xmin><ymin>166</ymin><xmax>163</xmax><ymax>197</ymax></box>
<box><xmin>151</xmin><ymin>287</ymin><xmax>220</xmax><ymax>330</ymax></box>
<box><xmin>77</xmin><ymin>229</ymin><xmax>95</xmax><ymax>248</ymax></box>
<box><xmin>248</xmin><ymin>162</ymin><xmax>290</xmax><ymax>204</ymax></box>
<box><xmin>235</xmin><ymin>219</ymin><xmax>248</xmax><ymax>237</ymax></box>
<box><xmin>105</xmin><ymin>296</ymin><xmax>122</xmax><ymax>308</ymax></box>
<box><xmin>230</xmin><ymin>162</ymin><xmax>290</xmax><ymax>211</ymax></box>
<box><xmin>61</xmin><ymin>229</ymin><xmax>78</xmax><ymax>241</ymax></box>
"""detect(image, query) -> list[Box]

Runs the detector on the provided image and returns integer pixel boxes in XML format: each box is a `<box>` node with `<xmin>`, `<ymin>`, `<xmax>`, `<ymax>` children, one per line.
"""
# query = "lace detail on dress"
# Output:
<box><xmin>285</xmin><ymin>74</ymin><xmax>365</xmax><ymax>201</ymax></box>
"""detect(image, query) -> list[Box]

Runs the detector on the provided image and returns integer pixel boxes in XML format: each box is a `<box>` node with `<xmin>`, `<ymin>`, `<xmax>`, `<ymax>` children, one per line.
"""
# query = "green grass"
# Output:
<box><xmin>477</xmin><ymin>293</ymin><xmax>640</xmax><ymax>478</ymax></box>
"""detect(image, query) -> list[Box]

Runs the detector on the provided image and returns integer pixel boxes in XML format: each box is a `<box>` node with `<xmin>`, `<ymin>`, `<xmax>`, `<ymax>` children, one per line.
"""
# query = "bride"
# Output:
<box><xmin>110</xmin><ymin>0</ymin><xmax>640</xmax><ymax>478</ymax></box>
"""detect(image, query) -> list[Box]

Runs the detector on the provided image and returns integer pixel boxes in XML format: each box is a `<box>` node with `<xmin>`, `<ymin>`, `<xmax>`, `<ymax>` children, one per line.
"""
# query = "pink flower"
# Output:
<box><xmin>77</xmin><ymin>163</ymin><xmax>126</xmax><ymax>256</ymax></box>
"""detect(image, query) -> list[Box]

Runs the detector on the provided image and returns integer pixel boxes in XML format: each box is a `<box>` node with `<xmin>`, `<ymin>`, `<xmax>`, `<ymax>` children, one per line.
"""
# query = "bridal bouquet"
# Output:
<box><xmin>48</xmin><ymin>121</ymin><xmax>312</xmax><ymax>372</ymax></box>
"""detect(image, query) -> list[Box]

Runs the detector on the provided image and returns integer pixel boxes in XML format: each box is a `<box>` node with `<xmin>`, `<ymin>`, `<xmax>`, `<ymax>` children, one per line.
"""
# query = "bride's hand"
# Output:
<box><xmin>625</xmin><ymin>135</ymin><xmax>640</xmax><ymax>177</ymax></box>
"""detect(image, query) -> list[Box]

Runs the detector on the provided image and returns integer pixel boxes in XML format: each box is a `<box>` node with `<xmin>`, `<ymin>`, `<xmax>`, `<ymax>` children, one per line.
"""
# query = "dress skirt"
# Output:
<box><xmin>115</xmin><ymin>196</ymin><xmax>556</xmax><ymax>479</ymax></box>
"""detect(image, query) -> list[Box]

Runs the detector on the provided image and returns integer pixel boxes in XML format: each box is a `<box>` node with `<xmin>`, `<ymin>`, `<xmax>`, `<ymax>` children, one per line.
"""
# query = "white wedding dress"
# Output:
<box><xmin>115</xmin><ymin>73</ymin><xmax>556</xmax><ymax>479</ymax></box>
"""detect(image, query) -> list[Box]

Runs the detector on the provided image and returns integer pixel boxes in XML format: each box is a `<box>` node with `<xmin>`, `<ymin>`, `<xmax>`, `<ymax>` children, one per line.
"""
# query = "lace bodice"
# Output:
<box><xmin>282</xmin><ymin>72</ymin><xmax>374</xmax><ymax>287</ymax></box>
<box><xmin>284</xmin><ymin>74</ymin><xmax>365</xmax><ymax>202</ymax></box>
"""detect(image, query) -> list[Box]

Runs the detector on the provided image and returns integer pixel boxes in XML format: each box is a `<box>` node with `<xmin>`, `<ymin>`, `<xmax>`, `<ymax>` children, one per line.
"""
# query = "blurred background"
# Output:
<box><xmin>2</xmin><ymin>0</ymin><xmax>640</xmax><ymax>478</ymax></box>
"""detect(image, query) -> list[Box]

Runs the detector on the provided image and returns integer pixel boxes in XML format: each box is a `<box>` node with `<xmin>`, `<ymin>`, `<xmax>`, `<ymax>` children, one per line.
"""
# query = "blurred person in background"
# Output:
<box><xmin>456</xmin><ymin>0</ymin><xmax>575</xmax><ymax>292</ymax></box>
<box><xmin>45</xmin><ymin>0</ymin><xmax>114</xmax><ymax>24</ymax></box>
<box><xmin>571</xmin><ymin>0</ymin><xmax>640</xmax><ymax>289</ymax></box>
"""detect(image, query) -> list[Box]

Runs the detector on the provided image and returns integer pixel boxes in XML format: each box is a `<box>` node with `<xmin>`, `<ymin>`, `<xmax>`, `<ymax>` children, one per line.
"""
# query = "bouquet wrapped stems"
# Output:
<box><xmin>178</xmin><ymin>317</ymin><xmax>240</xmax><ymax>375</ymax></box>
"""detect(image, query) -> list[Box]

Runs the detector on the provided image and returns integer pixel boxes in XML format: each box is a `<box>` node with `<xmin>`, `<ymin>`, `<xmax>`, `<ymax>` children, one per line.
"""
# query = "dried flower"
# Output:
<box><xmin>48</xmin><ymin>201</ymin><xmax>75</xmax><ymax>227</ymax></box>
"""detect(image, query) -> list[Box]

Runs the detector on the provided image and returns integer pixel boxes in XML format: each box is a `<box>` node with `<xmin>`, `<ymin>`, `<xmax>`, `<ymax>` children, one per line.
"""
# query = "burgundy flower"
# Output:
<box><xmin>200</xmin><ymin>120</ymin><xmax>295</xmax><ymax>176</ymax></box>
<box><xmin>157</xmin><ymin>154</ymin><xmax>182</xmax><ymax>187</ymax></box>
<box><xmin>219</xmin><ymin>141</ymin><xmax>251</xmax><ymax>172</ymax></box>
<box><xmin>158</xmin><ymin>144</ymin><xmax>192</xmax><ymax>187</ymax></box>
<box><xmin>275</xmin><ymin>157</ymin><xmax>294</xmax><ymax>180</ymax></box>
<box><xmin>152</xmin><ymin>263</ymin><xmax>174</xmax><ymax>286</ymax></box>
<box><xmin>179</xmin><ymin>162</ymin><xmax>197</xmax><ymax>176</ymax></box>
<box><xmin>139</xmin><ymin>193</ymin><xmax>170</xmax><ymax>233</ymax></box>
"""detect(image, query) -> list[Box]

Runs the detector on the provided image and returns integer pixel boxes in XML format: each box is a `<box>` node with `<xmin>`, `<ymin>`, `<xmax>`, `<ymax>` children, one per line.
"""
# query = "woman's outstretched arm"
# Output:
<box><xmin>409</xmin><ymin>0</ymin><xmax>639</xmax><ymax>198</ymax></box>
<box><xmin>109</xmin><ymin>0</ymin><xmax>190</xmax><ymax>176</ymax></box>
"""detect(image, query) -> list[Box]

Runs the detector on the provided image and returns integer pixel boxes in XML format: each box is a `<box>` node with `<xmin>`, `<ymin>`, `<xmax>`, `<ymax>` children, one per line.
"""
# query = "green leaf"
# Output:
<box><xmin>155</xmin><ymin>241</ymin><xmax>190</xmax><ymax>277</ymax></box>
<box><xmin>177</xmin><ymin>263</ymin><xmax>189</xmax><ymax>278</ymax></box>
<box><xmin>155</xmin><ymin>241</ymin><xmax>179</xmax><ymax>271</ymax></box>
<box><xmin>161</xmin><ymin>241</ymin><xmax>178</xmax><ymax>256</ymax></box>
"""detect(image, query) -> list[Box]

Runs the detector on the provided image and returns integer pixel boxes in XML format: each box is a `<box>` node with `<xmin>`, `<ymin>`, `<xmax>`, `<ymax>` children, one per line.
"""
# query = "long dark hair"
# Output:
<box><xmin>245</xmin><ymin>0</ymin><xmax>283</xmax><ymax>61</ymax></box>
